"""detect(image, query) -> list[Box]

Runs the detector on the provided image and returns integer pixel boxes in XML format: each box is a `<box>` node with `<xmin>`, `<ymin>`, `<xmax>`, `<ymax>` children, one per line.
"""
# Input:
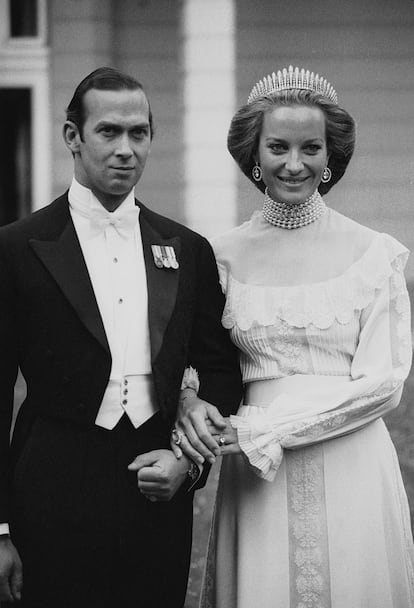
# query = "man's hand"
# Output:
<box><xmin>128</xmin><ymin>449</ymin><xmax>189</xmax><ymax>502</ymax></box>
<box><xmin>0</xmin><ymin>536</ymin><xmax>23</xmax><ymax>603</ymax></box>
<box><xmin>171</xmin><ymin>389</ymin><xmax>227</xmax><ymax>465</ymax></box>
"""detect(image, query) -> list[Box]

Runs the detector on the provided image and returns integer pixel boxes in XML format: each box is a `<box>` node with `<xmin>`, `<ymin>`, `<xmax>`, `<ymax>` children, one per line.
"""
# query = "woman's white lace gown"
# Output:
<box><xmin>200</xmin><ymin>207</ymin><xmax>414</xmax><ymax>608</ymax></box>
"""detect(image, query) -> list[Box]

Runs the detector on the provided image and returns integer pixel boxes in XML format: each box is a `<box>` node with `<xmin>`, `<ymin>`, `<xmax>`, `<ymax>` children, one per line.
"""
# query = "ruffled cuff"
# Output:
<box><xmin>230</xmin><ymin>414</ymin><xmax>283</xmax><ymax>482</ymax></box>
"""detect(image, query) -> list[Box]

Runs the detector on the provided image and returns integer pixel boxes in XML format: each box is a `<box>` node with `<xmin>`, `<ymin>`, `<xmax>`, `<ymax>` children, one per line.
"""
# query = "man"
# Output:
<box><xmin>0</xmin><ymin>67</ymin><xmax>242</xmax><ymax>608</ymax></box>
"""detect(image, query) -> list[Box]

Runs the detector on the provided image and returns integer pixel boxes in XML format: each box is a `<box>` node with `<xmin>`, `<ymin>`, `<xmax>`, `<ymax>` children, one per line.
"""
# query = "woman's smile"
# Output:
<box><xmin>257</xmin><ymin>105</ymin><xmax>328</xmax><ymax>204</ymax></box>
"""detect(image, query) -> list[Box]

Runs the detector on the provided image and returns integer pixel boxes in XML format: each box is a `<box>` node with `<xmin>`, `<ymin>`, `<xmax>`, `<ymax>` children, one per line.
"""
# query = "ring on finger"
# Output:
<box><xmin>171</xmin><ymin>427</ymin><xmax>185</xmax><ymax>446</ymax></box>
<box><xmin>219</xmin><ymin>435</ymin><xmax>226</xmax><ymax>446</ymax></box>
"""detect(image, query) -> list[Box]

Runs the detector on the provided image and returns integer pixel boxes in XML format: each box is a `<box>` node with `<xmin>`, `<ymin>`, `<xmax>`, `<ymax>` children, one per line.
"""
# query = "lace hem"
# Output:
<box><xmin>219</xmin><ymin>233</ymin><xmax>408</xmax><ymax>330</ymax></box>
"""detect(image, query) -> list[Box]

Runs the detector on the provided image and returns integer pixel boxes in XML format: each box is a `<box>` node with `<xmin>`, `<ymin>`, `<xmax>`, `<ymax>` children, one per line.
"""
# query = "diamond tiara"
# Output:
<box><xmin>247</xmin><ymin>65</ymin><xmax>338</xmax><ymax>105</ymax></box>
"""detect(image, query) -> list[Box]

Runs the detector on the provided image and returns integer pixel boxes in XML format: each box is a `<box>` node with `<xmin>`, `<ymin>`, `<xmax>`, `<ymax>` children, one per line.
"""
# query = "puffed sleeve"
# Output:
<box><xmin>231</xmin><ymin>247</ymin><xmax>412</xmax><ymax>481</ymax></box>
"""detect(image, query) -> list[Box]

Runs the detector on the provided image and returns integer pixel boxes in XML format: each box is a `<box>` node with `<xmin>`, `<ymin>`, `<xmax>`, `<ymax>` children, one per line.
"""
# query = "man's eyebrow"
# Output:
<box><xmin>132</xmin><ymin>122</ymin><xmax>150</xmax><ymax>130</ymax></box>
<box><xmin>95</xmin><ymin>120</ymin><xmax>118</xmax><ymax>129</ymax></box>
<box><xmin>95</xmin><ymin>120</ymin><xmax>150</xmax><ymax>129</ymax></box>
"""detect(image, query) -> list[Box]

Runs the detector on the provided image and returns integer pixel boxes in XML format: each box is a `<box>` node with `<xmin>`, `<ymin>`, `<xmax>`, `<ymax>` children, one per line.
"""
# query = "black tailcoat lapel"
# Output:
<box><xmin>139</xmin><ymin>211</ymin><xmax>181</xmax><ymax>364</ymax></box>
<box><xmin>29</xmin><ymin>217</ymin><xmax>110</xmax><ymax>354</ymax></box>
<box><xmin>27</xmin><ymin>197</ymin><xmax>181</xmax><ymax>365</ymax></box>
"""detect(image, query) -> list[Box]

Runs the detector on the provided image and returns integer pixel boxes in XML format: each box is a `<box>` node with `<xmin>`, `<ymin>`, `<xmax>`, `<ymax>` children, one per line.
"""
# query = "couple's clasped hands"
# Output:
<box><xmin>171</xmin><ymin>389</ymin><xmax>240</xmax><ymax>465</ymax></box>
<box><xmin>129</xmin><ymin>390</ymin><xmax>240</xmax><ymax>503</ymax></box>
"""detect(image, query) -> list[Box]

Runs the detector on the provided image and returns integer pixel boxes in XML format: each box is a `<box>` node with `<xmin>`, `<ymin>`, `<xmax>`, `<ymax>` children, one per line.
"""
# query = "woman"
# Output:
<box><xmin>175</xmin><ymin>66</ymin><xmax>414</xmax><ymax>607</ymax></box>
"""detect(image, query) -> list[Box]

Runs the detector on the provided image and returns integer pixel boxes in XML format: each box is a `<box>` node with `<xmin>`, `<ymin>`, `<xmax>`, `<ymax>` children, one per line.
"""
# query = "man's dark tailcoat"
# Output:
<box><xmin>0</xmin><ymin>194</ymin><xmax>242</xmax><ymax>608</ymax></box>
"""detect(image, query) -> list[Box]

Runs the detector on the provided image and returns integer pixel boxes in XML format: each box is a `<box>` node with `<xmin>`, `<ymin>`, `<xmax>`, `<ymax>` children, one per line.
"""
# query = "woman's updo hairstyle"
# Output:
<box><xmin>227</xmin><ymin>89</ymin><xmax>356</xmax><ymax>195</ymax></box>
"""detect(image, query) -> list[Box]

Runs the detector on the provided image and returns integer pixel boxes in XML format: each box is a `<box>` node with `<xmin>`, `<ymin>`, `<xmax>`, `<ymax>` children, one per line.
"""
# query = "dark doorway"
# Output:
<box><xmin>10</xmin><ymin>0</ymin><xmax>38</xmax><ymax>37</ymax></box>
<box><xmin>0</xmin><ymin>88</ymin><xmax>32</xmax><ymax>225</ymax></box>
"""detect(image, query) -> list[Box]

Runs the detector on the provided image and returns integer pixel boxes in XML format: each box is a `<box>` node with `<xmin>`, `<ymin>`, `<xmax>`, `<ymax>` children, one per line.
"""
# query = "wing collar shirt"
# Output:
<box><xmin>68</xmin><ymin>177</ymin><xmax>158</xmax><ymax>430</ymax></box>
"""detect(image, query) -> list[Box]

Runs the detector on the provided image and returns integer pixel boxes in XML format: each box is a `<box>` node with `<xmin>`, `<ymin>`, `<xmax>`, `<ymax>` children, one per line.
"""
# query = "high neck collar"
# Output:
<box><xmin>69</xmin><ymin>177</ymin><xmax>136</xmax><ymax>219</ymax></box>
<box><xmin>262</xmin><ymin>188</ymin><xmax>327</xmax><ymax>229</ymax></box>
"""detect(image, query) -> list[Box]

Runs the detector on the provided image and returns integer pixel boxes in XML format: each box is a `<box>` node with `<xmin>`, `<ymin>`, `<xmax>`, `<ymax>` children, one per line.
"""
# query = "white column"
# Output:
<box><xmin>182</xmin><ymin>0</ymin><xmax>237</xmax><ymax>238</ymax></box>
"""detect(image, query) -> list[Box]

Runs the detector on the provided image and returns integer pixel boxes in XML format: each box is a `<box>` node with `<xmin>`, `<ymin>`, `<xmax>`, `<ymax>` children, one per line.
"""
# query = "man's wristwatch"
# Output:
<box><xmin>187</xmin><ymin>459</ymin><xmax>199</xmax><ymax>484</ymax></box>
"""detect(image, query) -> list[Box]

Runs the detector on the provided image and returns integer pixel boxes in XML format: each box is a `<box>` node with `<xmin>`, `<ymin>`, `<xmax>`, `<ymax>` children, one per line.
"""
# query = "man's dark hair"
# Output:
<box><xmin>66</xmin><ymin>66</ymin><xmax>154</xmax><ymax>139</ymax></box>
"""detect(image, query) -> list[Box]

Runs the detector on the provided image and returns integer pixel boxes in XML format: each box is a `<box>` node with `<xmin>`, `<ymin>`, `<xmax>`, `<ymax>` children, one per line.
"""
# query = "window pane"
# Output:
<box><xmin>9</xmin><ymin>0</ymin><xmax>38</xmax><ymax>37</ymax></box>
<box><xmin>0</xmin><ymin>89</ymin><xmax>32</xmax><ymax>224</ymax></box>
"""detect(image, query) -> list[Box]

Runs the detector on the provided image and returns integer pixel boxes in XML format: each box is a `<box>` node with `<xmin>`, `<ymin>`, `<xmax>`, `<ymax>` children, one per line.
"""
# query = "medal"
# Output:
<box><xmin>151</xmin><ymin>245</ymin><xmax>179</xmax><ymax>270</ymax></box>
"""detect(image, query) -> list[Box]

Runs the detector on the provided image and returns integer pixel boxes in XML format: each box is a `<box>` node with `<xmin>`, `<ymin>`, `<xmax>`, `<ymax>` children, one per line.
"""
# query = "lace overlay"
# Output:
<box><xmin>199</xmin><ymin>219</ymin><xmax>414</xmax><ymax>607</ymax></box>
<box><xmin>242</xmin><ymin>320</ymin><xmax>310</xmax><ymax>380</ymax></box>
<box><xmin>219</xmin><ymin>232</ymin><xmax>408</xmax><ymax>332</ymax></box>
<box><xmin>281</xmin><ymin>380</ymin><xmax>400</xmax><ymax>449</ymax></box>
<box><xmin>287</xmin><ymin>446</ymin><xmax>331</xmax><ymax>608</ymax></box>
<box><xmin>222</xmin><ymin>231</ymin><xmax>411</xmax><ymax>481</ymax></box>
<box><xmin>390</xmin><ymin>258</ymin><xmax>412</xmax><ymax>366</ymax></box>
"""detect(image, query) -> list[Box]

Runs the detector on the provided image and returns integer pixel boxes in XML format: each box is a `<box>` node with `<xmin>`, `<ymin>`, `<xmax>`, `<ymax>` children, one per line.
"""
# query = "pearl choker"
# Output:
<box><xmin>262</xmin><ymin>188</ymin><xmax>327</xmax><ymax>229</ymax></box>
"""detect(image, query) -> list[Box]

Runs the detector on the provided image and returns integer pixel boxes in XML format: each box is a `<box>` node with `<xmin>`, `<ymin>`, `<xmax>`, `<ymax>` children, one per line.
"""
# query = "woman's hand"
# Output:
<box><xmin>205</xmin><ymin>418</ymin><xmax>241</xmax><ymax>455</ymax></box>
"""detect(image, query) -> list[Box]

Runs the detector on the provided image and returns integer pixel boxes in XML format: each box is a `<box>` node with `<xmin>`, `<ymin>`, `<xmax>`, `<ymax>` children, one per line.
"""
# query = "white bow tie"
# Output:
<box><xmin>89</xmin><ymin>205</ymin><xmax>139</xmax><ymax>239</ymax></box>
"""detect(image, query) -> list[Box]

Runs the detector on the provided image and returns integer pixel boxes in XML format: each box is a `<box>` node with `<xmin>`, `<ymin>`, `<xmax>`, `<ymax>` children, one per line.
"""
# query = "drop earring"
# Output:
<box><xmin>321</xmin><ymin>167</ymin><xmax>332</xmax><ymax>183</ymax></box>
<box><xmin>252</xmin><ymin>164</ymin><xmax>262</xmax><ymax>182</ymax></box>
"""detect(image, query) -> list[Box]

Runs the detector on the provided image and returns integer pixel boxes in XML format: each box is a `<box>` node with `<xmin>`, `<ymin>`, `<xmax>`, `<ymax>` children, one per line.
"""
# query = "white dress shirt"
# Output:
<box><xmin>69</xmin><ymin>178</ymin><xmax>158</xmax><ymax>429</ymax></box>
